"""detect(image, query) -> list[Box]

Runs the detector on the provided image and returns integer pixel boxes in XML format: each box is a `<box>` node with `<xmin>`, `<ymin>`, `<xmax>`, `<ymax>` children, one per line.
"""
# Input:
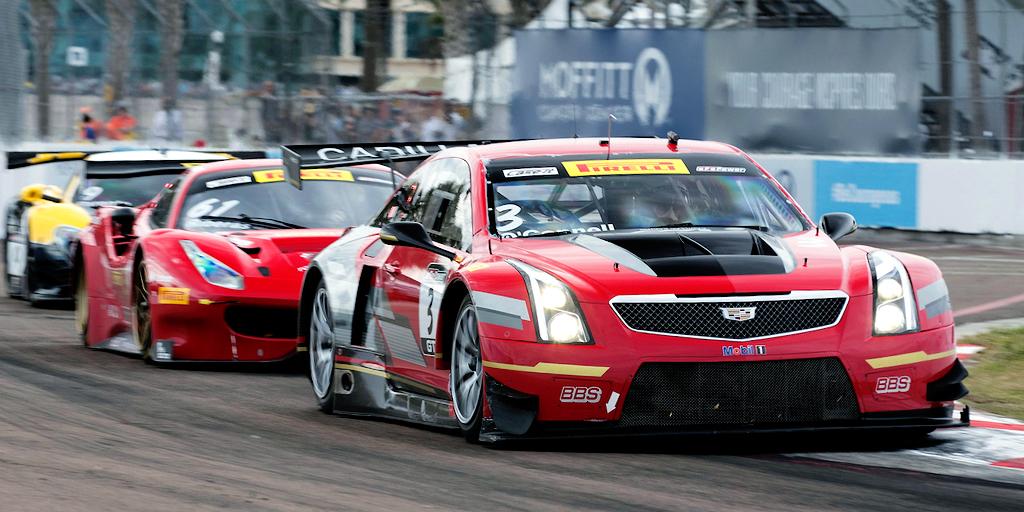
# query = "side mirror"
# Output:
<box><xmin>819</xmin><ymin>212</ymin><xmax>857</xmax><ymax>241</ymax></box>
<box><xmin>110</xmin><ymin>207</ymin><xmax>137</xmax><ymax>237</ymax></box>
<box><xmin>379</xmin><ymin>221</ymin><xmax>455</xmax><ymax>260</ymax></box>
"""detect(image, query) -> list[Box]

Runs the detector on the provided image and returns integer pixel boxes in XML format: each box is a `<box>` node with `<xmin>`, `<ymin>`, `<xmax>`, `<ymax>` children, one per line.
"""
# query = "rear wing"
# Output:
<box><xmin>83</xmin><ymin>160</ymin><xmax>210</xmax><ymax>178</ymax></box>
<box><xmin>6</xmin><ymin>151</ymin><xmax>97</xmax><ymax>169</ymax></box>
<box><xmin>5</xmin><ymin>149</ymin><xmax>267</xmax><ymax>170</ymax></box>
<box><xmin>281</xmin><ymin>140</ymin><xmax>516</xmax><ymax>190</ymax></box>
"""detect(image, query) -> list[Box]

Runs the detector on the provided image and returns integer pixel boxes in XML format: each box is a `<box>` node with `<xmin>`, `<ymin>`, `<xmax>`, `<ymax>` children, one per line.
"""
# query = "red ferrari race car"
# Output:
<box><xmin>286</xmin><ymin>138</ymin><xmax>969</xmax><ymax>443</ymax></box>
<box><xmin>75</xmin><ymin>158</ymin><xmax>398</xmax><ymax>363</ymax></box>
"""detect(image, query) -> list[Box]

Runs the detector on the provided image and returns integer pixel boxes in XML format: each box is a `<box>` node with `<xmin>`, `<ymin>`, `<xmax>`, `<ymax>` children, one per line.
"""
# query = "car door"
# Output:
<box><xmin>374</xmin><ymin>158</ymin><xmax>473</xmax><ymax>393</ymax></box>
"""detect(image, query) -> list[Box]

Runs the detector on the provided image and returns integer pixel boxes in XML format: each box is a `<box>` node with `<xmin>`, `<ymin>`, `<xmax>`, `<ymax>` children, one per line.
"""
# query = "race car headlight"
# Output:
<box><xmin>508</xmin><ymin>259</ymin><xmax>590</xmax><ymax>344</ymax></box>
<box><xmin>51</xmin><ymin>225</ymin><xmax>81</xmax><ymax>255</ymax></box>
<box><xmin>869</xmin><ymin>251</ymin><xmax>918</xmax><ymax>335</ymax></box>
<box><xmin>180</xmin><ymin>240</ymin><xmax>244</xmax><ymax>290</ymax></box>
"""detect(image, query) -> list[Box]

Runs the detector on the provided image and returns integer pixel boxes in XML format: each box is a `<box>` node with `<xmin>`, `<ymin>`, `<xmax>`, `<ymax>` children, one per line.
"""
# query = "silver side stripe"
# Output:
<box><xmin>472</xmin><ymin>291</ymin><xmax>530</xmax><ymax>330</ymax></box>
<box><xmin>472</xmin><ymin>291</ymin><xmax>530</xmax><ymax>320</ymax></box>
<box><xmin>569</xmin><ymin>234</ymin><xmax>657</xmax><ymax>276</ymax></box>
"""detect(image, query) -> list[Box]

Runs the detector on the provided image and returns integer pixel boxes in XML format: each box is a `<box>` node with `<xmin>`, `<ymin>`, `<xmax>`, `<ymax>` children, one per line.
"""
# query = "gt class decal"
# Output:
<box><xmin>561</xmin><ymin>159</ymin><xmax>689</xmax><ymax>177</ymax></box>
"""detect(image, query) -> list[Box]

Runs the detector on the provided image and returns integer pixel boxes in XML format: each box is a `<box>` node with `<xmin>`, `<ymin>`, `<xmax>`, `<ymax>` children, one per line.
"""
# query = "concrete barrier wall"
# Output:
<box><xmin>754</xmin><ymin>154</ymin><xmax>1024</xmax><ymax>235</ymax></box>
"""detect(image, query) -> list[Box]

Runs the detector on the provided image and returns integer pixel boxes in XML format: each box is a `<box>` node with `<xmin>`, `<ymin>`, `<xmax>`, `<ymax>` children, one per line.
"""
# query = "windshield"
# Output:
<box><xmin>74</xmin><ymin>174</ymin><xmax>178</xmax><ymax>208</ymax></box>
<box><xmin>180</xmin><ymin>168</ymin><xmax>394</xmax><ymax>232</ymax></box>
<box><xmin>489</xmin><ymin>156</ymin><xmax>808</xmax><ymax>238</ymax></box>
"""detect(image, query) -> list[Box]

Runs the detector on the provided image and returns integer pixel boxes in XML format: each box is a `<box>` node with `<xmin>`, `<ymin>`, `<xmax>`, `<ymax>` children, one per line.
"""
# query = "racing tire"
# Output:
<box><xmin>132</xmin><ymin>262</ymin><xmax>155</xmax><ymax>362</ymax></box>
<box><xmin>74</xmin><ymin>269</ymin><xmax>89</xmax><ymax>346</ymax></box>
<box><xmin>450</xmin><ymin>296</ymin><xmax>484</xmax><ymax>442</ymax></box>
<box><xmin>308</xmin><ymin>280</ymin><xmax>336</xmax><ymax>413</ymax></box>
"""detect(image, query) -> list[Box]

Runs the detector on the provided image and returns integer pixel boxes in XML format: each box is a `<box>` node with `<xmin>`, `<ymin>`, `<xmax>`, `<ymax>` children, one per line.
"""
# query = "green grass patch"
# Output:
<box><xmin>960</xmin><ymin>327</ymin><xmax>1024</xmax><ymax>420</ymax></box>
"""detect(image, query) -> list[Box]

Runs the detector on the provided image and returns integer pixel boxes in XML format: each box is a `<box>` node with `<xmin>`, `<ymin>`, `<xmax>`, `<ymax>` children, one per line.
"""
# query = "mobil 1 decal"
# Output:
<box><xmin>418</xmin><ymin>267</ymin><xmax>447</xmax><ymax>356</ymax></box>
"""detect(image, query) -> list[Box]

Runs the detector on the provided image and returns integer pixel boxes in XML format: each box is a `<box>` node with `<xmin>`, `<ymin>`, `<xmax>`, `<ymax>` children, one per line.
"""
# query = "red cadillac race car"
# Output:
<box><xmin>285</xmin><ymin>138</ymin><xmax>969</xmax><ymax>443</ymax></box>
<box><xmin>75</xmin><ymin>158</ymin><xmax>398</xmax><ymax>363</ymax></box>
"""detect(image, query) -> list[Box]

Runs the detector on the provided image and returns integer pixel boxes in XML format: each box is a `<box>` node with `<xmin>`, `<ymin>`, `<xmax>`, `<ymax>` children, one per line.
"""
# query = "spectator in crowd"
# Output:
<box><xmin>259</xmin><ymin>81</ymin><xmax>283</xmax><ymax>143</ymax></box>
<box><xmin>392</xmin><ymin>111</ymin><xmax>417</xmax><ymax>140</ymax></box>
<box><xmin>106</xmin><ymin>105</ymin><xmax>137</xmax><ymax>140</ymax></box>
<box><xmin>421</xmin><ymin>104</ymin><xmax>454</xmax><ymax>141</ymax></box>
<box><xmin>79</xmin><ymin>107</ymin><xmax>102</xmax><ymax>143</ymax></box>
<box><xmin>151</xmin><ymin>97</ymin><xmax>183</xmax><ymax>142</ymax></box>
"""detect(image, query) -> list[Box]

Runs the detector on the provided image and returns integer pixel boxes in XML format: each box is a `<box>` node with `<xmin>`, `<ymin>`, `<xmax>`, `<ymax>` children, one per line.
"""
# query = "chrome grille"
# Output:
<box><xmin>611</xmin><ymin>294</ymin><xmax>846</xmax><ymax>340</ymax></box>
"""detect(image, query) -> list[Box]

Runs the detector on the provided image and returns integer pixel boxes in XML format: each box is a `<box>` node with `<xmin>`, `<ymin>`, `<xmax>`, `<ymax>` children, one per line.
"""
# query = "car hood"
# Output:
<box><xmin>491</xmin><ymin>229</ymin><xmax>869</xmax><ymax>302</ymax></box>
<box><xmin>199</xmin><ymin>228</ymin><xmax>347</xmax><ymax>277</ymax></box>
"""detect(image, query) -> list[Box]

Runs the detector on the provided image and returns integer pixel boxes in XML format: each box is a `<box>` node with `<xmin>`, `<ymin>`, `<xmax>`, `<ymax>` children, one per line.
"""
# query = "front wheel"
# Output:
<box><xmin>132</xmin><ymin>262</ymin><xmax>154</xmax><ymax>361</ymax></box>
<box><xmin>74</xmin><ymin>269</ymin><xmax>89</xmax><ymax>346</ymax></box>
<box><xmin>309</xmin><ymin>281</ymin><xmax>336</xmax><ymax>413</ymax></box>
<box><xmin>450</xmin><ymin>296</ymin><xmax>484</xmax><ymax>441</ymax></box>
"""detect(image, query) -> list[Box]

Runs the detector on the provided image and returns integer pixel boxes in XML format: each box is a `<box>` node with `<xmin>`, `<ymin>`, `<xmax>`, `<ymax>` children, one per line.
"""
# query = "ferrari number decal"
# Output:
<box><xmin>418</xmin><ymin>282</ymin><xmax>444</xmax><ymax>351</ymax></box>
<box><xmin>495</xmin><ymin>203</ymin><xmax>524</xmax><ymax>232</ymax></box>
<box><xmin>185</xmin><ymin>198</ymin><xmax>240</xmax><ymax>219</ymax></box>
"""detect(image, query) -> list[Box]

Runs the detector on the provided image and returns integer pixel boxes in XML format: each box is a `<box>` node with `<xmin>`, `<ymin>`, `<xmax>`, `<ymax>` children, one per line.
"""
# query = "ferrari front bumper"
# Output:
<box><xmin>149</xmin><ymin>285</ymin><xmax>303</xmax><ymax>362</ymax></box>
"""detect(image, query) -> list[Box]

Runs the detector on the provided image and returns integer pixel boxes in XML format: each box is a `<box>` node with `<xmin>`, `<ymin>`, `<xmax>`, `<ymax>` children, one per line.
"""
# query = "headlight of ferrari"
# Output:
<box><xmin>180</xmin><ymin>240</ymin><xmax>244</xmax><ymax>290</ymax></box>
<box><xmin>51</xmin><ymin>225</ymin><xmax>81</xmax><ymax>255</ymax></box>
<box><xmin>507</xmin><ymin>259</ymin><xmax>590</xmax><ymax>344</ymax></box>
<box><xmin>868</xmin><ymin>251</ymin><xmax>918</xmax><ymax>335</ymax></box>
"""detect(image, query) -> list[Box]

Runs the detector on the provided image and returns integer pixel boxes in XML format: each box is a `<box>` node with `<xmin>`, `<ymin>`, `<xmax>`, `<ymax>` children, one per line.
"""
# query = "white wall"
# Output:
<box><xmin>755</xmin><ymin>153</ymin><xmax>1024</xmax><ymax>235</ymax></box>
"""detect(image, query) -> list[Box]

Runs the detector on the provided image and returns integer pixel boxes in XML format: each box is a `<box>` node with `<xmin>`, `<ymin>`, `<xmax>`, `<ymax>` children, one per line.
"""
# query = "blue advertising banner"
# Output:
<box><xmin>511</xmin><ymin>29</ymin><xmax>705</xmax><ymax>140</ymax></box>
<box><xmin>814</xmin><ymin>160</ymin><xmax>918</xmax><ymax>228</ymax></box>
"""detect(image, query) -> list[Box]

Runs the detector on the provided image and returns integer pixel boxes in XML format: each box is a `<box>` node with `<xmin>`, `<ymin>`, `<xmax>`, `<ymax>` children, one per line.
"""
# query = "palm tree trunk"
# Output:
<box><xmin>104</xmin><ymin>0</ymin><xmax>136</xmax><ymax>115</ymax></box>
<box><xmin>361</xmin><ymin>0</ymin><xmax>390</xmax><ymax>92</ymax></box>
<box><xmin>158</xmin><ymin>0</ymin><xmax>184</xmax><ymax>103</ymax></box>
<box><xmin>935</xmin><ymin>0</ymin><xmax>952</xmax><ymax>153</ymax></box>
<box><xmin>964</xmin><ymin>0</ymin><xmax>986</xmax><ymax>146</ymax></box>
<box><xmin>29</xmin><ymin>0</ymin><xmax>57</xmax><ymax>139</ymax></box>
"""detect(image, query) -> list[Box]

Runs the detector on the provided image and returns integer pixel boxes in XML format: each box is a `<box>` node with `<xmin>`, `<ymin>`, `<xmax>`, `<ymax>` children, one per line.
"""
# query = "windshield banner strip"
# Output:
<box><xmin>562</xmin><ymin>159</ymin><xmax>690</xmax><ymax>177</ymax></box>
<box><xmin>253</xmin><ymin>169</ymin><xmax>354</xmax><ymax>183</ymax></box>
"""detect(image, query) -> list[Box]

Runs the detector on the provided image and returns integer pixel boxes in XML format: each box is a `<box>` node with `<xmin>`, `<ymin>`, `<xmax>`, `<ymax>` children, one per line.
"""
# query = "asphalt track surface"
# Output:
<box><xmin>2</xmin><ymin>238</ymin><xmax>1024</xmax><ymax>511</ymax></box>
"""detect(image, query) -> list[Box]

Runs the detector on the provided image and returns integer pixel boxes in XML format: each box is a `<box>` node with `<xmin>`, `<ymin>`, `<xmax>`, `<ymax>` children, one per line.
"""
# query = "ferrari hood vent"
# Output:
<box><xmin>570</xmin><ymin>229</ymin><xmax>796</xmax><ymax>278</ymax></box>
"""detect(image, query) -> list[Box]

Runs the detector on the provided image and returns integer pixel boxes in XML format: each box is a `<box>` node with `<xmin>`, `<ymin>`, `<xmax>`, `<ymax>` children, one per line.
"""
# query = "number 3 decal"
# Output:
<box><xmin>418</xmin><ymin>283</ymin><xmax>444</xmax><ymax>353</ymax></box>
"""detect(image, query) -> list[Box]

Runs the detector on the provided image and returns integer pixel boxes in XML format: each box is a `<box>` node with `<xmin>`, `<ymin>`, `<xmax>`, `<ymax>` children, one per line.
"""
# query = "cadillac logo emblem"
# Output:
<box><xmin>720</xmin><ymin>306</ymin><xmax>757</xmax><ymax>322</ymax></box>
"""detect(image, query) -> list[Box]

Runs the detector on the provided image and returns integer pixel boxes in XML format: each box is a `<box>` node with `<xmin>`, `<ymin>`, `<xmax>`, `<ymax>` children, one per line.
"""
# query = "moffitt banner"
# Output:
<box><xmin>704</xmin><ymin>28</ymin><xmax>921</xmax><ymax>154</ymax></box>
<box><xmin>511</xmin><ymin>28</ymin><xmax>920</xmax><ymax>155</ymax></box>
<box><xmin>511</xmin><ymin>29</ymin><xmax>705</xmax><ymax>140</ymax></box>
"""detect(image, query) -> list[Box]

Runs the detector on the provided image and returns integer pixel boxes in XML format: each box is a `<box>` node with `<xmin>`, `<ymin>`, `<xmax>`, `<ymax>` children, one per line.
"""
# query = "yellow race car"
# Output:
<box><xmin>3</xmin><ymin>150</ymin><xmax>264</xmax><ymax>305</ymax></box>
